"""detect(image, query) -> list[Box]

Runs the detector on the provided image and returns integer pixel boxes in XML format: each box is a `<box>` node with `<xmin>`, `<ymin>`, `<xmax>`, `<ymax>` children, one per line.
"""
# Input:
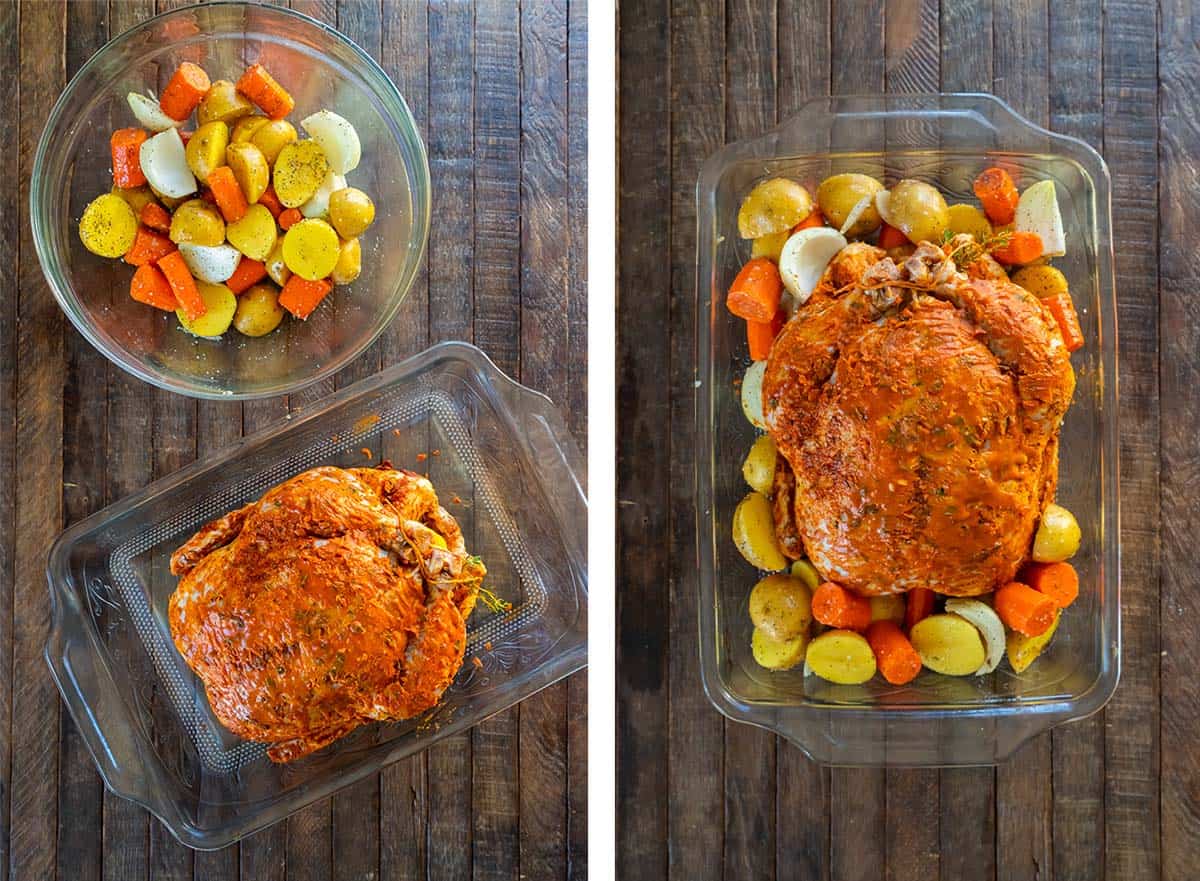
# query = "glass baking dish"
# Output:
<box><xmin>694</xmin><ymin>94</ymin><xmax>1119</xmax><ymax>766</ymax></box>
<box><xmin>45</xmin><ymin>341</ymin><xmax>587</xmax><ymax>848</ymax></box>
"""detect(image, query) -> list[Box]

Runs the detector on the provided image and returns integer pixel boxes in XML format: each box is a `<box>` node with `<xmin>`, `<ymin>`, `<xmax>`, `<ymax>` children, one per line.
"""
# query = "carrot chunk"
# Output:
<box><xmin>257</xmin><ymin>185</ymin><xmax>284</xmax><ymax>219</ymax></box>
<box><xmin>278</xmin><ymin>207</ymin><xmax>303</xmax><ymax>230</ymax></box>
<box><xmin>746</xmin><ymin>311</ymin><xmax>784</xmax><ymax>361</ymax></box>
<box><xmin>129</xmin><ymin>264</ymin><xmax>177</xmax><ymax>311</ymax></box>
<box><xmin>991</xmin><ymin>230</ymin><xmax>1043</xmax><ymax>265</ymax></box>
<box><xmin>236</xmin><ymin>64</ymin><xmax>295</xmax><ymax>120</ymax></box>
<box><xmin>159</xmin><ymin>62</ymin><xmax>211</xmax><ymax>121</ymax></box>
<box><xmin>791</xmin><ymin>207</ymin><xmax>825</xmax><ymax>233</ymax></box>
<box><xmin>278</xmin><ymin>275</ymin><xmax>332</xmax><ymax>320</ymax></box>
<box><xmin>904</xmin><ymin>587</ymin><xmax>935</xmax><ymax>632</ymax></box>
<box><xmin>726</xmin><ymin>257</ymin><xmax>782</xmax><ymax>322</ymax></box>
<box><xmin>157</xmin><ymin>250</ymin><xmax>206</xmax><ymax>320</ymax></box>
<box><xmin>206</xmin><ymin>165</ymin><xmax>249</xmax><ymax>223</ymax></box>
<box><xmin>995</xmin><ymin>582</ymin><xmax>1057</xmax><ymax>637</ymax></box>
<box><xmin>123</xmin><ymin>226</ymin><xmax>176</xmax><ymax>267</ymax></box>
<box><xmin>811</xmin><ymin>582</ymin><xmax>873</xmax><ymax>632</ymax></box>
<box><xmin>139</xmin><ymin>202</ymin><xmax>172</xmax><ymax>233</ymax></box>
<box><xmin>226</xmin><ymin>257</ymin><xmax>268</xmax><ymax>295</ymax></box>
<box><xmin>1043</xmin><ymin>292</ymin><xmax>1085</xmax><ymax>352</ymax></box>
<box><xmin>877</xmin><ymin>221</ymin><xmax>908</xmax><ymax>250</ymax></box>
<box><xmin>866</xmin><ymin>620</ymin><xmax>923</xmax><ymax>685</ymax></box>
<box><xmin>1021</xmin><ymin>562</ymin><xmax>1079</xmax><ymax>609</ymax></box>
<box><xmin>973</xmin><ymin>167</ymin><xmax>1019</xmax><ymax>225</ymax></box>
<box><xmin>111</xmin><ymin>128</ymin><xmax>148</xmax><ymax>188</ymax></box>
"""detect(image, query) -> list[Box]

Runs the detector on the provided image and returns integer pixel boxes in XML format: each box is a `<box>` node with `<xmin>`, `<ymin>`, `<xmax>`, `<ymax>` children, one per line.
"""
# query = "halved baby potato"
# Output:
<box><xmin>226</xmin><ymin>142</ymin><xmax>270</xmax><ymax>205</ymax></box>
<box><xmin>741</xmin><ymin>434</ymin><xmax>777</xmax><ymax>494</ymax></box>
<box><xmin>169</xmin><ymin>199</ymin><xmax>225</xmax><ymax>247</ymax></box>
<box><xmin>1011</xmin><ymin>264</ymin><xmax>1070</xmax><ymax>300</ymax></box>
<box><xmin>738</xmin><ymin>178</ymin><xmax>813</xmax><ymax>239</ymax></box>
<box><xmin>1007</xmin><ymin>609</ymin><xmax>1062</xmax><ymax>673</ymax></box>
<box><xmin>233</xmin><ymin>283</ymin><xmax>285</xmax><ymax>337</ymax></box>
<box><xmin>282</xmin><ymin>218</ymin><xmax>340</xmax><ymax>280</ymax></box>
<box><xmin>226</xmin><ymin>204</ymin><xmax>278</xmax><ymax>261</ymax></box>
<box><xmin>946</xmin><ymin>203</ymin><xmax>993</xmax><ymax>241</ymax></box>
<box><xmin>273</xmin><ymin>140</ymin><xmax>330</xmax><ymax>208</ymax></box>
<box><xmin>805</xmin><ymin>629</ymin><xmax>876</xmax><ymax>684</ymax></box>
<box><xmin>909</xmin><ymin>613</ymin><xmax>985</xmax><ymax>676</ymax></box>
<box><xmin>79</xmin><ymin>193</ymin><xmax>138</xmax><ymax>258</ymax></box>
<box><xmin>177</xmin><ymin>281</ymin><xmax>237</xmax><ymax>337</ymax></box>
<box><xmin>749</xmin><ymin>573</ymin><xmax>811</xmax><ymax>641</ymax></box>
<box><xmin>752</xmin><ymin>627</ymin><xmax>808</xmax><ymax>671</ymax></box>
<box><xmin>817</xmin><ymin>173</ymin><xmax>883</xmax><ymax>238</ymax></box>
<box><xmin>198</xmin><ymin>80</ymin><xmax>255</xmax><ymax>126</ymax></box>
<box><xmin>330</xmin><ymin>237</ymin><xmax>362</xmax><ymax>285</ymax></box>
<box><xmin>1032</xmin><ymin>503</ymin><xmax>1081</xmax><ymax>563</ymax></box>
<box><xmin>732</xmin><ymin>491</ymin><xmax>788</xmax><ymax>571</ymax></box>
<box><xmin>184</xmin><ymin>121</ymin><xmax>230</xmax><ymax>184</ymax></box>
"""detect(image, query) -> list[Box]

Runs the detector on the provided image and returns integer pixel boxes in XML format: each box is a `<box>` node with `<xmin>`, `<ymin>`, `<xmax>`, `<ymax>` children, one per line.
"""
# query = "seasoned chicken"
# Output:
<box><xmin>169</xmin><ymin>466</ymin><xmax>486</xmax><ymax>762</ymax></box>
<box><xmin>763</xmin><ymin>238</ymin><xmax>1075</xmax><ymax>597</ymax></box>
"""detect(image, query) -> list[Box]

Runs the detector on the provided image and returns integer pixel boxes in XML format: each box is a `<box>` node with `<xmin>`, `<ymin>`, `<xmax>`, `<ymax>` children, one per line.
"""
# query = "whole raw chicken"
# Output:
<box><xmin>763</xmin><ymin>238</ymin><xmax>1075</xmax><ymax>597</ymax></box>
<box><xmin>169</xmin><ymin>466</ymin><xmax>486</xmax><ymax>762</ymax></box>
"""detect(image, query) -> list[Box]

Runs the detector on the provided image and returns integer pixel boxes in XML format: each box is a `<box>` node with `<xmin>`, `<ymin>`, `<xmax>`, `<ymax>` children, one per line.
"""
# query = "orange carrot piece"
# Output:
<box><xmin>206</xmin><ymin>165</ymin><xmax>249</xmax><ymax>223</ymax></box>
<box><xmin>1043</xmin><ymin>292</ymin><xmax>1085</xmax><ymax>352</ymax></box>
<box><xmin>746</xmin><ymin>311</ymin><xmax>784</xmax><ymax>361</ymax></box>
<box><xmin>278</xmin><ymin>207</ymin><xmax>303</xmax><ymax>230</ymax></box>
<box><xmin>791</xmin><ymin>207</ymin><xmax>825</xmax><ymax>233</ymax></box>
<box><xmin>1022</xmin><ymin>562</ymin><xmax>1079</xmax><ymax>609</ymax></box>
<box><xmin>278</xmin><ymin>275</ymin><xmax>332</xmax><ymax>320</ymax></box>
<box><xmin>995</xmin><ymin>581</ymin><xmax>1057</xmax><ymax>637</ymax></box>
<box><xmin>257</xmin><ymin>185</ymin><xmax>284</xmax><ymax>218</ymax></box>
<box><xmin>139</xmin><ymin>202</ymin><xmax>172</xmax><ymax>233</ymax></box>
<box><xmin>157</xmin><ymin>250</ymin><xmax>206</xmax><ymax>320</ymax></box>
<box><xmin>123</xmin><ymin>226</ymin><xmax>176</xmax><ymax>267</ymax></box>
<box><xmin>878</xmin><ymin>221</ymin><xmax>908</xmax><ymax>251</ymax></box>
<box><xmin>159</xmin><ymin>62</ymin><xmax>210</xmax><ymax>121</ymax></box>
<box><xmin>129</xmin><ymin>264</ymin><xmax>178</xmax><ymax>311</ymax></box>
<box><xmin>226</xmin><ymin>257</ymin><xmax>268</xmax><ymax>295</ymax></box>
<box><xmin>726</xmin><ymin>258</ymin><xmax>783</xmax><ymax>322</ymax></box>
<box><xmin>111</xmin><ymin>128</ymin><xmax>148</xmax><ymax>188</ymax></box>
<box><xmin>904</xmin><ymin>587</ymin><xmax>935</xmax><ymax>632</ymax></box>
<box><xmin>811</xmin><ymin>582</ymin><xmax>873</xmax><ymax>632</ymax></box>
<box><xmin>991</xmin><ymin>230</ymin><xmax>1043</xmax><ymax>265</ymax></box>
<box><xmin>866</xmin><ymin>620</ymin><xmax>923</xmax><ymax>685</ymax></box>
<box><xmin>236</xmin><ymin>64</ymin><xmax>295</xmax><ymax>120</ymax></box>
<box><xmin>973</xmin><ymin>167</ymin><xmax>1019</xmax><ymax>225</ymax></box>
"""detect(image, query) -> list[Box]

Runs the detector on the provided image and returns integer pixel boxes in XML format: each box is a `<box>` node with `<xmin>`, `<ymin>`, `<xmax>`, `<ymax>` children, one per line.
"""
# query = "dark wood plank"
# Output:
<box><xmin>723</xmin><ymin>1</ymin><xmax>777</xmax><ymax>878</ymax></box>
<box><xmin>615</xmin><ymin>0</ymin><xmax>673</xmax><ymax>878</ymax></box>
<box><xmin>664</xmin><ymin>1</ymin><xmax>727</xmax><ymax>880</ymax></box>
<box><xmin>12</xmin><ymin>3</ymin><xmax>67</xmax><ymax>880</ymax></box>
<box><xmin>0</xmin><ymin>0</ymin><xmax>14</xmax><ymax>871</ymax></box>
<box><xmin>1047</xmin><ymin>2</ymin><xmax>1107</xmax><ymax>879</ymax></box>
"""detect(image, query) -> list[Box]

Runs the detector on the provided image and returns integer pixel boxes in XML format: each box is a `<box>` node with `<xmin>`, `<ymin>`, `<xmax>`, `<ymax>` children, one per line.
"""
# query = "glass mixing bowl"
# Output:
<box><xmin>31</xmin><ymin>2</ymin><xmax>430</xmax><ymax>399</ymax></box>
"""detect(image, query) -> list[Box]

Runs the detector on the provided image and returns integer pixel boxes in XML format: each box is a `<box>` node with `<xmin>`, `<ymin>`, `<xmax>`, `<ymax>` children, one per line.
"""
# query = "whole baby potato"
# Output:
<box><xmin>184</xmin><ymin>121</ymin><xmax>230</xmax><ymax>184</ymax></box>
<box><xmin>330</xmin><ymin>237</ymin><xmax>362</xmax><ymax>285</ymax></box>
<box><xmin>226</xmin><ymin>142</ymin><xmax>270</xmax><ymax>204</ymax></box>
<box><xmin>328</xmin><ymin>187</ymin><xmax>376</xmax><ymax>239</ymax></box>
<box><xmin>169</xmin><ymin>199</ymin><xmax>225</xmax><ymax>247</ymax></box>
<box><xmin>1032</xmin><ymin>503</ymin><xmax>1081</xmax><ymax>562</ymax></box>
<box><xmin>741</xmin><ymin>434</ymin><xmax>777</xmax><ymax>494</ymax></box>
<box><xmin>737</xmin><ymin>178</ymin><xmax>813</xmax><ymax>239</ymax></box>
<box><xmin>233</xmin><ymin>283</ymin><xmax>285</xmax><ymax>337</ymax></box>
<box><xmin>252</xmin><ymin>119</ymin><xmax>298</xmax><ymax>165</ymax></box>
<box><xmin>749</xmin><ymin>574</ymin><xmax>812</xmax><ymax>641</ymax></box>
<box><xmin>198</xmin><ymin>80</ymin><xmax>255</xmax><ymax>126</ymax></box>
<box><xmin>231</xmin><ymin>114</ymin><xmax>269</xmax><ymax>144</ymax></box>
<box><xmin>884</xmin><ymin>179</ymin><xmax>950</xmax><ymax>245</ymax></box>
<box><xmin>817</xmin><ymin>173</ymin><xmax>884</xmax><ymax>237</ymax></box>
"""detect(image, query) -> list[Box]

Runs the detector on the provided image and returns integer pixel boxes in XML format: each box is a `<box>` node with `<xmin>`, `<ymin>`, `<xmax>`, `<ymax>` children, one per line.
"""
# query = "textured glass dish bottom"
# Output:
<box><xmin>695</xmin><ymin>94</ymin><xmax>1119</xmax><ymax>766</ymax></box>
<box><xmin>46</xmin><ymin>342</ymin><xmax>587</xmax><ymax>848</ymax></box>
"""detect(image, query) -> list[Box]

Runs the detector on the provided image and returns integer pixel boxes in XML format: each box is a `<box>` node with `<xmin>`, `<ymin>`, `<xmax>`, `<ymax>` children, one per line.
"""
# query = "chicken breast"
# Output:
<box><xmin>169</xmin><ymin>466</ymin><xmax>486</xmax><ymax>762</ymax></box>
<box><xmin>763</xmin><ymin>240</ymin><xmax>1075</xmax><ymax>596</ymax></box>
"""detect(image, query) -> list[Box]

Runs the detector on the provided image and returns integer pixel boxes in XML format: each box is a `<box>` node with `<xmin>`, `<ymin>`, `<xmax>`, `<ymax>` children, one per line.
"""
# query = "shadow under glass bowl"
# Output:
<box><xmin>31</xmin><ymin>1</ymin><xmax>430</xmax><ymax>400</ymax></box>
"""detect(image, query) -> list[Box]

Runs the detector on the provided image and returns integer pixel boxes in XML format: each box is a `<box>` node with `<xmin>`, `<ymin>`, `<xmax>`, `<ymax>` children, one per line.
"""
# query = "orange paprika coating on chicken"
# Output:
<box><xmin>763</xmin><ymin>238</ymin><xmax>1075</xmax><ymax>597</ymax></box>
<box><xmin>169</xmin><ymin>466</ymin><xmax>486</xmax><ymax>762</ymax></box>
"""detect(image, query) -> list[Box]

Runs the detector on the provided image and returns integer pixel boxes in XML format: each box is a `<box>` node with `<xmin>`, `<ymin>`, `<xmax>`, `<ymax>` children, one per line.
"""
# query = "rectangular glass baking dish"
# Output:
<box><xmin>695</xmin><ymin>94</ymin><xmax>1119</xmax><ymax>766</ymax></box>
<box><xmin>46</xmin><ymin>341</ymin><xmax>587</xmax><ymax>848</ymax></box>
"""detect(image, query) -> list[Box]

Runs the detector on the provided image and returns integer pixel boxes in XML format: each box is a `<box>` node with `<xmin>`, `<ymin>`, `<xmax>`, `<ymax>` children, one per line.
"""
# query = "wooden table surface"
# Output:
<box><xmin>4</xmin><ymin>1</ymin><xmax>586</xmax><ymax>879</ymax></box>
<box><xmin>618</xmin><ymin>0</ymin><xmax>1185</xmax><ymax>878</ymax></box>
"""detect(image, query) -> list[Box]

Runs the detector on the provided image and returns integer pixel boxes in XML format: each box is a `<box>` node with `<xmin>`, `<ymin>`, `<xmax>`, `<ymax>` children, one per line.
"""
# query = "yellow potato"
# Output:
<box><xmin>1011</xmin><ymin>264</ymin><xmax>1070</xmax><ymax>300</ymax></box>
<box><xmin>233</xmin><ymin>283</ymin><xmax>285</xmax><ymax>337</ymax></box>
<box><xmin>251</xmin><ymin>119</ymin><xmax>298</xmax><ymax>164</ymax></box>
<box><xmin>909</xmin><ymin>614</ymin><xmax>986</xmax><ymax>676</ymax></box>
<box><xmin>732</xmin><ymin>491</ymin><xmax>788</xmax><ymax>571</ymax></box>
<box><xmin>749</xmin><ymin>574</ymin><xmax>811</xmax><ymax>641</ymax></box>
<box><xmin>805</xmin><ymin>629</ymin><xmax>876</xmax><ymax>684</ymax></box>
<box><xmin>169</xmin><ymin>199</ymin><xmax>225</xmax><ymax>247</ymax></box>
<box><xmin>741</xmin><ymin>434</ymin><xmax>777</xmax><ymax>494</ymax></box>
<box><xmin>328</xmin><ymin>187</ymin><xmax>376</xmax><ymax>239</ymax></box>
<box><xmin>752</xmin><ymin>627</ymin><xmax>808</xmax><ymax>671</ymax></box>
<box><xmin>885</xmin><ymin>179</ymin><xmax>949</xmax><ymax>244</ymax></box>
<box><xmin>111</xmin><ymin>185</ymin><xmax>158</xmax><ymax>215</ymax></box>
<box><xmin>1006</xmin><ymin>609</ymin><xmax>1062</xmax><ymax>673</ymax></box>
<box><xmin>264</xmin><ymin>240</ymin><xmax>292</xmax><ymax>287</ymax></box>
<box><xmin>225</xmin><ymin>204</ymin><xmax>278</xmax><ymax>261</ymax></box>
<box><xmin>1032</xmin><ymin>503</ymin><xmax>1081</xmax><ymax>562</ymax></box>
<box><xmin>738</xmin><ymin>178</ymin><xmax>813</xmax><ymax>239</ymax></box>
<box><xmin>817</xmin><ymin>173</ymin><xmax>884</xmax><ymax>237</ymax></box>
<box><xmin>176</xmin><ymin>282</ymin><xmax>237</xmax><ymax>337</ymax></box>
<box><xmin>946</xmin><ymin>203</ymin><xmax>993</xmax><ymax>241</ymax></box>
<box><xmin>750</xmin><ymin>230</ymin><xmax>790</xmax><ymax>263</ymax></box>
<box><xmin>184</xmin><ymin>121</ymin><xmax>230</xmax><ymax>184</ymax></box>
<box><xmin>282</xmin><ymin>218</ymin><xmax>340</xmax><ymax>280</ymax></box>
<box><xmin>330</xmin><ymin>237</ymin><xmax>362</xmax><ymax>285</ymax></box>
<box><xmin>790</xmin><ymin>559</ymin><xmax>821</xmax><ymax>591</ymax></box>
<box><xmin>274</xmin><ymin>141</ymin><xmax>330</xmax><ymax>208</ymax></box>
<box><xmin>198</xmin><ymin>80</ymin><xmax>255</xmax><ymax>126</ymax></box>
<box><xmin>869</xmin><ymin>594</ymin><xmax>906</xmax><ymax>626</ymax></box>
<box><xmin>225</xmin><ymin>142</ymin><xmax>270</xmax><ymax>204</ymax></box>
<box><xmin>79</xmin><ymin>193</ymin><xmax>138</xmax><ymax>258</ymax></box>
<box><xmin>231</xmin><ymin>114</ymin><xmax>270</xmax><ymax>144</ymax></box>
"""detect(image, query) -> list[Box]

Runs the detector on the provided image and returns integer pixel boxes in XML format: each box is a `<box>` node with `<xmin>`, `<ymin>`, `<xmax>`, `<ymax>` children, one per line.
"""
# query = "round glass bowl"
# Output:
<box><xmin>31</xmin><ymin>2</ymin><xmax>430</xmax><ymax>399</ymax></box>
